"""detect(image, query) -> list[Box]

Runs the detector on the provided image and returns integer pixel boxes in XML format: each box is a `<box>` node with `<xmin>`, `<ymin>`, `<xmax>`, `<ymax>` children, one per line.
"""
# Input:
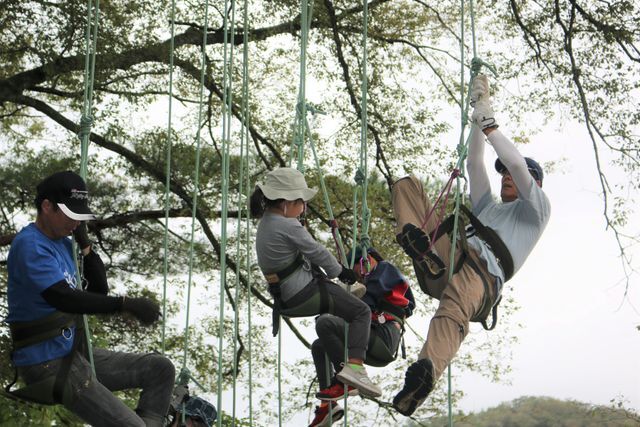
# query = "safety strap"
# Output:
<box><xmin>268</xmin><ymin>274</ymin><xmax>330</xmax><ymax>336</ymax></box>
<box><xmin>5</xmin><ymin>315</ymin><xmax>84</xmax><ymax>405</ymax></box>
<box><xmin>434</xmin><ymin>209</ymin><xmax>506</xmax><ymax>330</ymax></box>
<box><xmin>464</xmin><ymin>254</ymin><xmax>500</xmax><ymax>330</ymax></box>
<box><xmin>398</xmin><ymin>206</ymin><xmax>509</xmax><ymax>330</ymax></box>
<box><xmin>458</xmin><ymin>205</ymin><xmax>514</xmax><ymax>281</ymax></box>
<box><xmin>9</xmin><ymin>311</ymin><xmax>76</xmax><ymax>350</ymax></box>
<box><xmin>425</xmin><ymin>205</ymin><xmax>514</xmax><ymax>282</ymax></box>
<box><xmin>263</xmin><ymin>253</ymin><xmax>305</xmax><ymax>285</ymax></box>
<box><xmin>365</xmin><ymin>319</ymin><xmax>406</xmax><ymax>367</ymax></box>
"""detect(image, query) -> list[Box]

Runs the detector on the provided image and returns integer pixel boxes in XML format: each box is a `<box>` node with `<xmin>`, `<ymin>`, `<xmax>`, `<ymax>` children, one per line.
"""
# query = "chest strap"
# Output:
<box><xmin>433</xmin><ymin>205</ymin><xmax>514</xmax><ymax>282</ymax></box>
<box><xmin>459</xmin><ymin>205</ymin><xmax>514</xmax><ymax>282</ymax></box>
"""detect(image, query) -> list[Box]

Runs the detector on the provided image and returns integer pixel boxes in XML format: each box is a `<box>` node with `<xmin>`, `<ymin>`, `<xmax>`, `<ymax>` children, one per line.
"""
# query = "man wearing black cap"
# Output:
<box><xmin>391</xmin><ymin>75</ymin><xmax>551</xmax><ymax>416</ymax></box>
<box><xmin>6</xmin><ymin>171</ymin><xmax>175</xmax><ymax>426</ymax></box>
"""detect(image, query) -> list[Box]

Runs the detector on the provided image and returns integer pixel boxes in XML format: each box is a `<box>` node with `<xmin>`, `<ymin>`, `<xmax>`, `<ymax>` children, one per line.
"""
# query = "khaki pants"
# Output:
<box><xmin>392</xmin><ymin>175</ymin><xmax>496</xmax><ymax>381</ymax></box>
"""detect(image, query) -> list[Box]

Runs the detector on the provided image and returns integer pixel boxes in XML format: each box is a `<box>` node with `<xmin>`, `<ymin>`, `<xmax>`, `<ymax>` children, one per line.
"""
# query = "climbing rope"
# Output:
<box><xmin>447</xmin><ymin>1</ymin><xmax>497</xmax><ymax>425</ymax></box>
<box><xmin>230</xmin><ymin>0</ymin><xmax>254</xmax><ymax>423</ymax></box>
<box><xmin>289</xmin><ymin>0</ymin><xmax>316</xmax><ymax>169</ymax></box>
<box><xmin>161</xmin><ymin>0</ymin><xmax>177</xmax><ymax>357</ymax></box>
<box><xmin>241</xmin><ymin>2</ymin><xmax>254</xmax><ymax>417</ymax></box>
<box><xmin>217</xmin><ymin>0</ymin><xmax>239</xmax><ymax>424</ymax></box>
<box><xmin>176</xmin><ymin>0</ymin><xmax>211</xmax><ymax>396</ymax></box>
<box><xmin>75</xmin><ymin>0</ymin><xmax>101</xmax><ymax>376</ymax></box>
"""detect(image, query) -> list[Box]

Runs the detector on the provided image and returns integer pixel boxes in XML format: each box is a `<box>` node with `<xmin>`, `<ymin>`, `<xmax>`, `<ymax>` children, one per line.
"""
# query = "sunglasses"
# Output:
<box><xmin>500</xmin><ymin>168</ymin><xmax>540</xmax><ymax>181</ymax></box>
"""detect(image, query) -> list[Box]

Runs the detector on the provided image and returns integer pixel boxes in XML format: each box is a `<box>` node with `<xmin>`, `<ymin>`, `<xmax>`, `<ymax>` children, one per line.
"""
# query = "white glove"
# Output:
<box><xmin>470</xmin><ymin>75</ymin><xmax>498</xmax><ymax>130</ymax></box>
<box><xmin>472</xmin><ymin>100</ymin><xmax>498</xmax><ymax>130</ymax></box>
<box><xmin>470</xmin><ymin>74</ymin><xmax>490</xmax><ymax>107</ymax></box>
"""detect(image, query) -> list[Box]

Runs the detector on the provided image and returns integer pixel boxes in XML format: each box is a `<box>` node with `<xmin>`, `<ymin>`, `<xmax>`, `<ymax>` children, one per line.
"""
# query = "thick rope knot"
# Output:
<box><xmin>176</xmin><ymin>367</ymin><xmax>192</xmax><ymax>386</ymax></box>
<box><xmin>306</xmin><ymin>103</ymin><xmax>326</xmax><ymax>116</ymax></box>
<box><xmin>470</xmin><ymin>57</ymin><xmax>483</xmax><ymax>76</ymax></box>
<box><xmin>359</xmin><ymin>235</ymin><xmax>371</xmax><ymax>249</ymax></box>
<box><xmin>78</xmin><ymin>115</ymin><xmax>93</xmax><ymax>139</ymax></box>
<box><xmin>296</xmin><ymin>101</ymin><xmax>307</xmax><ymax>116</ymax></box>
<box><xmin>354</xmin><ymin>168</ymin><xmax>365</xmax><ymax>185</ymax></box>
<box><xmin>470</xmin><ymin>57</ymin><xmax>497</xmax><ymax>78</ymax></box>
<box><xmin>362</xmin><ymin>206</ymin><xmax>371</xmax><ymax>223</ymax></box>
<box><xmin>451</xmin><ymin>168</ymin><xmax>461</xmax><ymax>179</ymax></box>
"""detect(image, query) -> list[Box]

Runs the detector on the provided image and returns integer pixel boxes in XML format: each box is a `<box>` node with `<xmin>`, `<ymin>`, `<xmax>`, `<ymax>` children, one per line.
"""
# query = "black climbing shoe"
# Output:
<box><xmin>392</xmin><ymin>358</ymin><xmax>435</xmax><ymax>416</ymax></box>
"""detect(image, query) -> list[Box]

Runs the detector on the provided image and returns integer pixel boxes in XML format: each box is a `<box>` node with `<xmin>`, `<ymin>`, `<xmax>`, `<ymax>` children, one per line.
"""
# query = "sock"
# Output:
<box><xmin>347</xmin><ymin>362</ymin><xmax>364</xmax><ymax>372</ymax></box>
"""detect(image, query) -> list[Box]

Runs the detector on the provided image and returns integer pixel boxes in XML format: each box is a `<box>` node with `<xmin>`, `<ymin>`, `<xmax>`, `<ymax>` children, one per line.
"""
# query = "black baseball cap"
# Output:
<box><xmin>36</xmin><ymin>171</ymin><xmax>96</xmax><ymax>221</ymax></box>
<box><xmin>494</xmin><ymin>157</ymin><xmax>544</xmax><ymax>184</ymax></box>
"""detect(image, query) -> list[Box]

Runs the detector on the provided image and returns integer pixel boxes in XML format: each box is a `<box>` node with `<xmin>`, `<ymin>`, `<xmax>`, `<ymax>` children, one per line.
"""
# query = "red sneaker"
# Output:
<box><xmin>309</xmin><ymin>403</ymin><xmax>344</xmax><ymax>427</ymax></box>
<box><xmin>315</xmin><ymin>381</ymin><xmax>359</xmax><ymax>401</ymax></box>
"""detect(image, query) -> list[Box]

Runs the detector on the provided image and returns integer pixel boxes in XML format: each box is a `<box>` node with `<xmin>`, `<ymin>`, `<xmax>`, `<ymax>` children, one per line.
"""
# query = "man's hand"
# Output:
<box><xmin>73</xmin><ymin>223</ymin><xmax>92</xmax><ymax>252</ymax></box>
<box><xmin>338</xmin><ymin>266</ymin><xmax>358</xmax><ymax>285</ymax></box>
<box><xmin>121</xmin><ymin>296</ymin><xmax>161</xmax><ymax>325</ymax></box>
<box><xmin>470</xmin><ymin>75</ymin><xmax>499</xmax><ymax>131</ymax></box>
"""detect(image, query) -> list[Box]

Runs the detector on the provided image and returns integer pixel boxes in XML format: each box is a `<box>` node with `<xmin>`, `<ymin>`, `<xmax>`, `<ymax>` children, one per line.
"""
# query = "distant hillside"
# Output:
<box><xmin>409</xmin><ymin>396</ymin><xmax>640</xmax><ymax>427</ymax></box>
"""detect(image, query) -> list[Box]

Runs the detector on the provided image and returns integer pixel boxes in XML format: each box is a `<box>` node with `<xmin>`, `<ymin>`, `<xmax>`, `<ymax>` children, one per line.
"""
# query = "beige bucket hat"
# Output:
<box><xmin>257</xmin><ymin>167</ymin><xmax>318</xmax><ymax>201</ymax></box>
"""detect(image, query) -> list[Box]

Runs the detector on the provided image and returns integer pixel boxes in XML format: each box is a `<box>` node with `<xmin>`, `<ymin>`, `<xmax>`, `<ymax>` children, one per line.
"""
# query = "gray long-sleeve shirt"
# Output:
<box><xmin>255</xmin><ymin>212</ymin><xmax>342</xmax><ymax>301</ymax></box>
<box><xmin>466</xmin><ymin>126</ymin><xmax>551</xmax><ymax>293</ymax></box>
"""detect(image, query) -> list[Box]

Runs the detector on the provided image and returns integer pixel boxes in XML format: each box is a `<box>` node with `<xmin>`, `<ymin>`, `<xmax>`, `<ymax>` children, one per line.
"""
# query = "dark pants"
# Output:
<box><xmin>19</xmin><ymin>348</ymin><xmax>175</xmax><ymax>427</ymax></box>
<box><xmin>311</xmin><ymin>314</ymin><xmax>401</xmax><ymax>389</ymax></box>
<box><xmin>283</xmin><ymin>277</ymin><xmax>372</xmax><ymax>361</ymax></box>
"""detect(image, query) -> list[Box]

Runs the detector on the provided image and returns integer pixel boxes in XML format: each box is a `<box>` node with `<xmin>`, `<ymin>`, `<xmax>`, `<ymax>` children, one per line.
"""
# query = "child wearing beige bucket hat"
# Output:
<box><xmin>251</xmin><ymin>167</ymin><xmax>382</xmax><ymax>424</ymax></box>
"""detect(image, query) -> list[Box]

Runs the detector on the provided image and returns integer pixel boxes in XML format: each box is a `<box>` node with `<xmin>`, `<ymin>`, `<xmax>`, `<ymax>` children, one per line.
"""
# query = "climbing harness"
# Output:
<box><xmin>4</xmin><ymin>313</ymin><xmax>85</xmax><ymax>405</ymax></box>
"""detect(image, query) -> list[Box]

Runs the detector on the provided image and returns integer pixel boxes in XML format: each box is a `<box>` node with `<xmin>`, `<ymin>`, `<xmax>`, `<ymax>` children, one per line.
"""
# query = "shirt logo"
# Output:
<box><xmin>64</xmin><ymin>270</ymin><xmax>78</xmax><ymax>289</ymax></box>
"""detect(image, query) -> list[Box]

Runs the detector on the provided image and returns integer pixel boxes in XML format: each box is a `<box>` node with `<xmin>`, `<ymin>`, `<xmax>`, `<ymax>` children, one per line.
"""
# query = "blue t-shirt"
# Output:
<box><xmin>6</xmin><ymin>223</ymin><xmax>78</xmax><ymax>366</ymax></box>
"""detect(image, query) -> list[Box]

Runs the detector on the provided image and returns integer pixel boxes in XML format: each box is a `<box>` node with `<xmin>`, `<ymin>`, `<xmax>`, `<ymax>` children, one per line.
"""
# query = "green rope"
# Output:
<box><xmin>232</xmin><ymin>136</ymin><xmax>243</xmax><ymax>423</ymax></box>
<box><xmin>231</xmin><ymin>5</ymin><xmax>248</xmax><ymax>424</ymax></box>
<box><xmin>231</xmin><ymin>0</ymin><xmax>253</xmax><ymax>423</ymax></box>
<box><xmin>75</xmin><ymin>0</ymin><xmax>101</xmax><ymax>377</ymax></box>
<box><xmin>342</xmin><ymin>2</ymin><xmax>372</xmax><ymax>424</ymax></box>
<box><xmin>288</xmin><ymin>0</ymin><xmax>315</xmax><ymax>169</ymax></box>
<box><xmin>305</xmin><ymin>114</ymin><xmax>349</xmax><ymax>264</ymax></box>
<box><xmin>181</xmin><ymin>0</ymin><xmax>211</xmax><ymax>377</ymax></box>
<box><xmin>241</xmin><ymin>11</ymin><xmax>254</xmax><ymax>419</ymax></box>
<box><xmin>78</xmin><ymin>0</ymin><xmax>100</xmax><ymax>176</ymax></box>
<box><xmin>217</xmin><ymin>0</ymin><xmax>238</xmax><ymax>424</ymax></box>
<box><xmin>240</xmin><ymin>4</ymin><xmax>255</xmax><ymax>422</ymax></box>
<box><xmin>444</xmin><ymin>0</ymin><xmax>499</xmax><ymax>424</ymax></box>
<box><xmin>357</xmin><ymin>0</ymin><xmax>371</xmax><ymax>268</ymax></box>
<box><xmin>161</xmin><ymin>0</ymin><xmax>177</xmax><ymax>357</ymax></box>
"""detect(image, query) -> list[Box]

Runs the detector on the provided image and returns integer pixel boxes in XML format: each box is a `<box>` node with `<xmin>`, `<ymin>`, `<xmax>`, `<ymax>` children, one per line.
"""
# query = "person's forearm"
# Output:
<box><xmin>467</xmin><ymin>125</ymin><xmax>491</xmax><ymax>205</ymax></box>
<box><xmin>487</xmin><ymin>129</ymin><xmax>530</xmax><ymax>183</ymax></box>
<box><xmin>42</xmin><ymin>281</ymin><xmax>122</xmax><ymax>314</ymax></box>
